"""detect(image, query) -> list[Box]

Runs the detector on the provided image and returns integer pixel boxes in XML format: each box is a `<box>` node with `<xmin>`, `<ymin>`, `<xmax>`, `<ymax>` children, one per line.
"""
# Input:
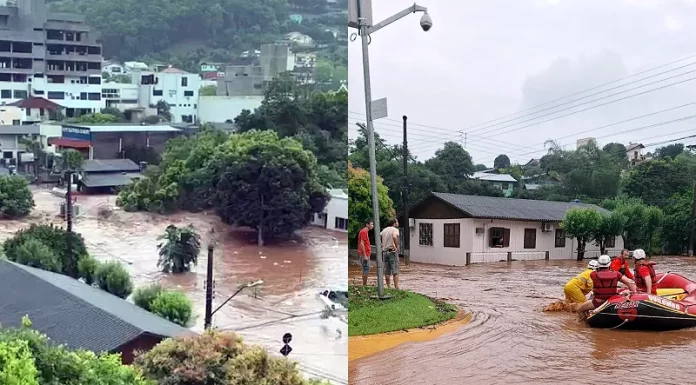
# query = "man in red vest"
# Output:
<box><xmin>610</xmin><ymin>249</ymin><xmax>634</xmax><ymax>280</ymax></box>
<box><xmin>575</xmin><ymin>254</ymin><xmax>637</xmax><ymax>319</ymax></box>
<box><xmin>633</xmin><ymin>248</ymin><xmax>657</xmax><ymax>295</ymax></box>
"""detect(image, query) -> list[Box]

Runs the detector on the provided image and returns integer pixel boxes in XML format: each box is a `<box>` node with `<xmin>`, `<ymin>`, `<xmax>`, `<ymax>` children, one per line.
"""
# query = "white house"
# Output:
<box><xmin>472</xmin><ymin>171</ymin><xmax>517</xmax><ymax>197</ymax></box>
<box><xmin>311</xmin><ymin>189</ymin><xmax>348</xmax><ymax>232</ymax></box>
<box><xmin>284</xmin><ymin>32</ymin><xmax>315</xmax><ymax>47</ymax></box>
<box><xmin>405</xmin><ymin>192</ymin><xmax>623</xmax><ymax>266</ymax></box>
<box><xmin>131</xmin><ymin>66</ymin><xmax>201</xmax><ymax>124</ymax></box>
<box><xmin>0</xmin><ymin>106</ymin><xmax>25</xmax><ymax>125</ymax></box>
<box><xmin>124</xmin><ymin>61</ymin><xmax>150</xmax><ymax>72</ymax></box>
<box><xmin>626</xmin><ymin>142</ymin><xmax>646</xmax><ymax>165</ymax></box>
<box><xmin>102</xmin><ymin>60</ymin><xmax>125</xmax><ymax>75</ymax></box>
<box><xmin>101</xmin><ymin>82</ymin><xmax>142</xmax><ymax>118</ymax></box>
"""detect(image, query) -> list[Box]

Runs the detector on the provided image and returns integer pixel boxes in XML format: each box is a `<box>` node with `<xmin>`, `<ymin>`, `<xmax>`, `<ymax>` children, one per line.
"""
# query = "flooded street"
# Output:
<box><xmin>349</xmin><ymin>257</ymin><xmax>696</xmax><ymax>385</ymax></box>
<box><xmin>0</xmin><ymin>188</ymin><xmax>347</xmax><ymax>384</ymax></box>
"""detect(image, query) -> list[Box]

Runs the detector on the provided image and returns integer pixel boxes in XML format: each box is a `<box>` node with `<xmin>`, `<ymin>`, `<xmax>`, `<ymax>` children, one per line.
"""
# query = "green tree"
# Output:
<box><xmin>591</xmin><ymin>212</ymin><xmax>625</xmax><ymax>255</ymax></box>
<box><xmin>622</xmin><ymin>155</ymin><xmax>696</xmax><ymax>206</ymax></box>
<box><xmin>94</xmin><ymin>261</ymin><xmax>134</xmax><ymax>299</ymax></box>
<box><xmin>3</xmin><ymin>224</ymin><xmax>88</xmax><ymax>279</ymax></box>
<box><xmin>156</xmin><ymin>225</ymin><xmax>201</xmax><ymax>273</ymax></box>
<box><xmin>19</xmin><ymin>135</ymin><xmax>45</xmax><ymax>177</ymax></box>
<box><xmin>348</xmin><ymin>162</ymin><xmax>395</xmax><ymax>244</ymax></box>
<box><xmin>155</xmin><ymin>100</ymin><xmax>172</xmax><ymax>122</ymax></box>
<box><xmin>67</xmin><ymin>112</ymin><xmax>122</xmax><ymax>124</ymax></box>
<box><xmin>61</xmin><ymin>149</ymin><xmax>85</xmax><ymax>171</ymax></box>
<box><xmin>493</xmin><ymin>154</ymin><xmax>511</xmax><ymax>170</ymax></box>
<box><xmin>561</xmin><ymin>208</ymin><xmax>603</xmax><ymax>260</ymax></box>
<box><xmin>214</xmin><ymin>130</ymin><xmax>327</xmax><ymax>245</ymax></box>
<box><xmin>13</xmin><ymin>239</ymin><xmax>62</xmax><ymax>273</ymax></box>
<box><xmin>424</xmin><ymin>142</ymin><xmax>475</xmax><ymax>190</ymax></box>
<box><xmin>135</xmin><ymin>330</ymin><xmax>329</xmax><ymax>385</ymax></box>
<box><xmin>661</xmin><ymin>189</ymin><xmax>693</xmax><ymax>254</ymax></box>
<box><xmin>77</xmin><ymin>255</ymin><xmax>99</xmax><ymax>285</ymax></box>
<box><xmin>612</xmin><ymin>198</ymin><xmax>655</xmax><ymax>250</ymax></box>
<box><xmin>132</xmin><ymin>284</ymin><xmax>164</xmax><ymax>312</ymax></box>
<box><xmin>0</xmin><ymin>176</ymin><xmax>34</xmax><ymax>218</ymax></box>
<box><xmin>149</xmin><ymin>291</ymin><xmax>193</xmax><ymax>327</ymax></box>
<box><xmin>0</xmin><ymin>339</ymin><xmax>39</xmax><ymax>385</ymax></box>
<box><xmin>655</xmin><ymin>143</ymin><xmax>685</xmax><ymax>160</ymax></box>
<box><xmin>601</xmin><ymin>142</ymin><xmax>628</xmax><ymax>167</ymax></box>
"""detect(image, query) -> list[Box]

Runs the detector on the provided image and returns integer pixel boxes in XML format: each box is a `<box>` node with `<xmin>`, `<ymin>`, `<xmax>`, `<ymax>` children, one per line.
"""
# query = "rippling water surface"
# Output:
<box><xmin>349</xmin><ymin>257</ymin><xmax>696</xmax><ymax>385</ymax></box>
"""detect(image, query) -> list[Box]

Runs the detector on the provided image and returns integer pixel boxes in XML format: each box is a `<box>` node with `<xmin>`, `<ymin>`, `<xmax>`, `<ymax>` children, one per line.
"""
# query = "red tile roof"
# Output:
<box><xmin>160</xmin><ymin>66</ymin><xmax>188</xmax><ymax>74</ymax></box>
<box><xmin>8</xmin><ymin>97</ymin><xmax>63</xmax><ymax>110</ymax></box>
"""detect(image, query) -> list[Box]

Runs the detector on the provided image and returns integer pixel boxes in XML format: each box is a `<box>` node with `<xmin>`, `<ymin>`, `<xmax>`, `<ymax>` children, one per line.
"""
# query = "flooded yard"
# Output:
<box><xmin>1</xmin><ymin>187</ymin><xmax>347</xmax><ymax>384</ymax></box>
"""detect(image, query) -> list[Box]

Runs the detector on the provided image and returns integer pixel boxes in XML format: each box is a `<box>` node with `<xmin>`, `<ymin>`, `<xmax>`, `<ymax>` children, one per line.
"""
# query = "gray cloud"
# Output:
<box><xmin>348</xmin><ymin>0</ymin><xmax>696</xmax><ymax>166</ymax></box>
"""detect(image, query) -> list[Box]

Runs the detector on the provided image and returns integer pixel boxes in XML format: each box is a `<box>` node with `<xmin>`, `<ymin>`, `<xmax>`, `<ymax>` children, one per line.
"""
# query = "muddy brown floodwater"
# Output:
<box><xmin>349</xmin><ymin>257</ymin><xmax>696</xmax><ymax>385</ymax></box>
<box><xmin>0</xmin><ymin>188</ymin><xmax>347</xmax><ymax>384</ymax></box>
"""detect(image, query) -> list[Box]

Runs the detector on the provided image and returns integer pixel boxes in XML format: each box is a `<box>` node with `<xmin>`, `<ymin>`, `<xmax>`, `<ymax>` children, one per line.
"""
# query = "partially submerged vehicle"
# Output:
<box><xmin>586</xmin><ymin>273</ymin><xmax>696</xmax><ymax>331</ymax></box>
<box><xmin>318</xmin><ymin>289</ymin><xmax>347</xmax><ymax>321</ymax></box>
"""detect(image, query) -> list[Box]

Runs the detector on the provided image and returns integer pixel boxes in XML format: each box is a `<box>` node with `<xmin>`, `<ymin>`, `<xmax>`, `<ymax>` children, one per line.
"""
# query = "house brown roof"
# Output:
<box><xmin>8</xmin><ymin>97</ymin><xmax>63</xmax><ymax>110</ymax></box>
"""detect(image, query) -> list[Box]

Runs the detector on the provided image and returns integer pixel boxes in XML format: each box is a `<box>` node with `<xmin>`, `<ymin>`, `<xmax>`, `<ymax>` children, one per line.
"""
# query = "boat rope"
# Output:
<box><xmin>608</xmin><ymin>319</ymin><xmax>629</xmax><ymax>329</ymax></box>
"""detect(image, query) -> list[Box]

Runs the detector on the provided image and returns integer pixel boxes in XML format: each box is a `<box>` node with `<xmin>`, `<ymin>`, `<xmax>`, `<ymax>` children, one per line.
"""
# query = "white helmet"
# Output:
<box><xmin>588</xmin><ymin>260</ymin><xmax>600</xmax><ymax>270</ymax></box>
<box><xmin>633</xmin><ymin>249</ymin><xmax>646</xmax><ymax>260</ymax></box>
<box><xmin>598</xmin><ymin>255</ymin><xmax>611</xmax><ymax>267</ymax></box>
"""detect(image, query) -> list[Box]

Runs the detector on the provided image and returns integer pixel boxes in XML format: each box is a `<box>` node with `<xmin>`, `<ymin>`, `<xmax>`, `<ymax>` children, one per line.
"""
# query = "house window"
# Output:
<box><xmin>181</xmin><ymin>77</ymin><xmax>188</xmax><ymax>87</ymax></box>
<box><xmin>606</xmin><ymin>236</ymin><xmax>615</xmax><ymax>248</ymax></box>
<box><xmin>418</xmin><ymin>223</ymin><xmax>433</xmax><ymax>246</ymax></box>
<box><xmin>555</xmin><ymin>229</ymin><xmax>566</xmax><ymax>248</ymax></box>
<box><xmin>489</xmin><ymin>227</ymin><xmax>510</xmax><ymax>248</ymax></box>
<box><xmin>443</xmin><ymin>223</ymin><xmax>460</xmax><ymax>248</ymax></box>
<box><xmin>80</xmin><ymin>92</ymin><xmax>87</xmax><ymax>100</ymax></box>
<box><xmin>523</xmin><ymin>228</ymin><xmax>537</xmax><ymax>249</ymax></box>
<box><xmin>153</xmin><ymin>89</ymin><xmax>163</xmax><ymax>96</ymax></box>
<box><xmin>88</xmin><ymin>93</ymin><xmax>101</xmax><ymax>100</ymax></box>
<box><xmin>13</xmin><ymin>90</ymin><xmax>27</xmax><ymax>99</ymax></box>
<box><xmin>47</xmin><ymin>91</ymin><xmax>64</xmax><ymax>99</ymax></box>
<box><xmin>12</xmin><ymin>119</ymin><xmax>19</xmax><ymax>125</ymax></box>
<box><xmin>88</xmin><ymin>77</ymin><xmax>101</xmax><ymax>85</ymax></box>
<box><xmin>334</xmin><ymin>217</ymin><xmax>348</xmax><ymax>230</ymax></box>
<box><xmin>0</xmin><ymin>90</ymin><xmax>10</xmax><ymax>99</ymax></box>
<box><xmin>184</xmin><ymin>90</ymin><xmax>194</xmax><ymax>97</ymax></box>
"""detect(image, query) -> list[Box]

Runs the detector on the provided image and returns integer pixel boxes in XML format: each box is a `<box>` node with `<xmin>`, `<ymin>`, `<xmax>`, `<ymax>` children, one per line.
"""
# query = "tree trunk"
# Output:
<box><xmin>577</xmin><ymin>237</ymin><xmax>585</xmax><ymax>261</ymax></box>
<box><xmin>257</xmin><ymin>194</ymin><xmax>264</xmax><ymax>246</ymax></box>
<box><xmin>599</xmin><ymin>240</ymin><xmax>606</xmax><ymax>256</ymax></box>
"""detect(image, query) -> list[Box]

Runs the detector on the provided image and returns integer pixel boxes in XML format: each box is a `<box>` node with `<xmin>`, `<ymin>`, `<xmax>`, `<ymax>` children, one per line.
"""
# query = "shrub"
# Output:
<box><xmin>156</xmin><ymin>225</ymin><xmax>200</xmax><ymax>273</ymax></box>
<box><xmin>0</xmin><ymin>339</ymin><xmax>39</xmax><ymax>385</ymax></box>
<box><xmin>13</xmin><ymin>239</ymin><xmax>62</xmax><ymax>273</ymax></box>
<box><xmin>132</xmin><ymin>284</ymin><xmax>164</xmax><ymax>312</ymax></box>
<box><xmin>0</xmin><ymin>175</ymin><xmax>34</xmax><ymax>219</ymax></box>
<box><xmin>3</xmin><ymin>224</ymin><xmax>88</xmax><ymax>279</ymax></box>
<box><xmin>94</xmin><ymin>261</ymin><xmax>133</xmax><ymax>299</ymax></box>
<box><xmin>77</xmin><ymin>255</ymin><xmax>99</xmax><ymax>285</ymax></box>
<box><xmin>149</xmin><ymin>291</ymin><xmax>193</xmax><ymax>326</ymax></box>
<box><xmin>135</xmin><ymin>331</ymin><xmax>330</xmax><ymax>385</ymax></box>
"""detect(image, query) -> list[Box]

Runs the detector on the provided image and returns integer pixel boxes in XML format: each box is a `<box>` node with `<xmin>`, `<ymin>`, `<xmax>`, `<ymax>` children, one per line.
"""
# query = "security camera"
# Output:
<box><xmin>420</xmin><ymin>13</ymin><xmax>433</xmax><ymax>32</ymax></box>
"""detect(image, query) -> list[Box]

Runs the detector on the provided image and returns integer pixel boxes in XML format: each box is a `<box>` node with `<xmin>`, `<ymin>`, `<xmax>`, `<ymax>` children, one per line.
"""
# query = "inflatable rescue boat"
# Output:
<box><xmin>586</xmin><ymin>273</ymin><xmax>696</xmax><ymax>330</ymax></box>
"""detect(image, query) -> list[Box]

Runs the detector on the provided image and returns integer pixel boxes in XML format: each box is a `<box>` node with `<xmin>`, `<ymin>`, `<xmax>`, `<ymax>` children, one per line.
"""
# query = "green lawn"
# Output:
<box><xmin>348</xmin><ymin>285</ymin><xmax>458</xmax><ymax>336</ymax></box>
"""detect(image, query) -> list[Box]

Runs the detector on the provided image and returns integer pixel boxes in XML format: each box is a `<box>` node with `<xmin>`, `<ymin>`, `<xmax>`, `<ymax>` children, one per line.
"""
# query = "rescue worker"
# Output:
<box><xmin>575</xmin><ymin>254</ymin><xmax>637</xmax><ymax>318</ymax></box>
<box><xmin>633</xmin><ymin>248</ymin><xmax>657</xmax><ymax>295</ymax></box>
<box><xmin>564</xmin><ymin>260</ymin><xmax>600</xmax><ymax>304</ymax></box>
<box><xmin>610</xmin><ymin>249</ymin><xmax>634</xmax><ymax>280</ymax></box>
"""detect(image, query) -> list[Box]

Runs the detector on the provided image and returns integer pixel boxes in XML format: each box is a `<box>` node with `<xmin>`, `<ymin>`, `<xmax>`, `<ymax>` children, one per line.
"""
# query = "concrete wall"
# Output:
<box><xmin>198</xmin><ymin>96</ymin><xmax>263</xmax><ymax>123</ymax></box>
<box><xmin>409</xmin><ymin>218</ymin><xmax>624</xmax><ymax>266</ymax></box>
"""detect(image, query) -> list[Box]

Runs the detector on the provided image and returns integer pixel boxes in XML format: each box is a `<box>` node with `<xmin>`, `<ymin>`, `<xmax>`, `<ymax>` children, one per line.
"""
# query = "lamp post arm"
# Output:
<box><xmin>367</xmin><ymin>4</ymin><xmax>428</xmax><ymax>35</ymax></box>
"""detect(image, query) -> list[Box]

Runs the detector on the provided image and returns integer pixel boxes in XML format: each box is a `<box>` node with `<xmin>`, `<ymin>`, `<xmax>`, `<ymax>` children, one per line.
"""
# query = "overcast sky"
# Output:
<box><xmin>347</xmin><ymin>0</ymin><xmax>696</xmax><ymax>167</ymax></box>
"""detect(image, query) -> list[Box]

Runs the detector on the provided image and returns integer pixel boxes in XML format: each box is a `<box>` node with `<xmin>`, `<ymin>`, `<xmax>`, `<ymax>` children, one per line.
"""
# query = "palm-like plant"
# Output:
<box><xmin>156</xmin><ymin>225</ymin><xmax>201</xmax><ymax>273</ymax></box>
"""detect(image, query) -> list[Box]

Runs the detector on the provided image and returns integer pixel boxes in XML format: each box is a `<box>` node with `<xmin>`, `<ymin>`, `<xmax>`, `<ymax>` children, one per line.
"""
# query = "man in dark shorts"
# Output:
<box><xmin>358</xmin><ymin>219</ymin><xmax>373</xmax><ymax>286</ymax></box>
<box><xmin>380</xmin><ymin>218</ymin><xmax>400</xmax><ymax>289</ymax></box>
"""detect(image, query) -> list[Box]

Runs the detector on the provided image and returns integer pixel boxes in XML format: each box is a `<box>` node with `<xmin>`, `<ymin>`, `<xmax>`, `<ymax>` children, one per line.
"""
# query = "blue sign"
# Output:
<box><xmin>62</xmin><ymin>125</ymin><xmax>91</xmax><ymax>142</ymax></box>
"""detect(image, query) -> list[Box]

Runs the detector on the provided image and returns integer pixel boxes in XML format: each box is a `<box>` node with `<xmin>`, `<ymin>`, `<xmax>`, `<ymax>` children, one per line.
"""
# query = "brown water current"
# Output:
<box><xmin>349</xmin><ymin>257</ymin><xmax>696</xmax><ymax>385</ymax></box>
<box><xmin>1</xmin><ymin>188</ymin><xmax>347</xmax><ymax>384</ymax></box>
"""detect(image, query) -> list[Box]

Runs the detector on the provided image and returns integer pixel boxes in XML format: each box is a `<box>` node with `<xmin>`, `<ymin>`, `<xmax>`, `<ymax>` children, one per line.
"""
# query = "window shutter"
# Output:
<box><xmin>503</xmin><ymin>228</ymin><xmax>511</xmax><ymax>247</ymax></box>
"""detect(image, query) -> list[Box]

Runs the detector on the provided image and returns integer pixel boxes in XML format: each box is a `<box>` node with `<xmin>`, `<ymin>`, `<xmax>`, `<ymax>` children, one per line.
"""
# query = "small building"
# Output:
<box><xmin>0</xmin><ymin>124</ymin><xmax>40</xmax><ymax>165</ymax></box>
<box><xmin>576</xmin><ymin>137</ymin><xmax>596</xmax><ymax>149</ymax></box>
<box><xmin>8</xmin><ymin>97</ymin><xmax>64</xmax><ymax>124</ymax></box>
<box><xmin>627</xmin><ymin>142</ymin><xmax>646</xmax><ymax>165</ymax></box>
<box><xmin>472</xmin><ymin>171</ymin><xmax>517</xmax><ymax>197</ymax></box>
<box><xmin>131</xmin><ymin>66</ymin><xmax>201</xmax><ymax>124</ymax></box>
<box><xmin>0</xmin><ymin>260</ymin><xmax>193</xmax><ymax>364</ymax></box>
<box><xmin>79</xmin><ymin>158</ymin><xmax>143</xmax><ymax>193</ymax></box>
<box><xmin>102</xmin><ymin>60</ymin><xmax>126</xmax><ymax>75</ymax></box>
<box><xmin>311</xmin><ymin>188</ymin><xmax>348</xmax><ymax>232</ymax></box>
<box><xmin>405</xmin><ymin>192</ymin><xmax>622</xmax><ymax>266</ymax></box>
<box><xmin>0</xmin><ymin>105</ymin><xmax>26</xmax><ymax>125</ymax></box>
<box><xmin>198</xmin><ymin>96</ymin><xmax>263</xmax><ymax>124</ymax></box>
<box><xmin>48</xmin><ymin>123</ymin><xmax>184</xmax><ymax>160</ymax></box>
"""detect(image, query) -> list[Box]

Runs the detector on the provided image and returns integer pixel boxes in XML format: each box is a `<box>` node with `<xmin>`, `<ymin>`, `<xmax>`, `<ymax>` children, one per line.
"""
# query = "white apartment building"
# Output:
<box><xmin>131</xmin><ymin>66</ymin><xmax>200</xmax><ymax>124</ymax></box>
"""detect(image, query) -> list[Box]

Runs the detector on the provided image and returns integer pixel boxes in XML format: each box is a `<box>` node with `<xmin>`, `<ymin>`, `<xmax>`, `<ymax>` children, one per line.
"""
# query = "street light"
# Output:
<box><xmin>205</xmin><ymin>280</ymin><xmax>264</xmax><ymax>329</ymax></box>
<box><xmin>349</xmin><ymin>1</ymin><xmax>431</xmax><ymax>297</ymax></box>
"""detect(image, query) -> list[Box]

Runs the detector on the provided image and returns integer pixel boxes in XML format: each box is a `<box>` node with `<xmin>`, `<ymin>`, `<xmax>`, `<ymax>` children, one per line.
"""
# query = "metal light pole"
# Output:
<box><xmin>350</xmin><ymin>0</ymin><xmax>431</xmax><ymax>297</ymax></box>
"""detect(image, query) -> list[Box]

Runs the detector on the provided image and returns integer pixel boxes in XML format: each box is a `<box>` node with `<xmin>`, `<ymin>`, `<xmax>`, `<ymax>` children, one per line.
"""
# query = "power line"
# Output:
<box><xmin>412</xmin><ymin>74</ymin><xmax>696</xmax><ymax>153</ymax></box>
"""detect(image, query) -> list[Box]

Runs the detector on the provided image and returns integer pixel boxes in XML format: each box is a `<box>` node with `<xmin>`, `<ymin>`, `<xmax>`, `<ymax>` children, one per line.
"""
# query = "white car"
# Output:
<box><xmin>318</xmin><ymin>289</ymin><xmax>348</xmax><ymax>314</ymax></box>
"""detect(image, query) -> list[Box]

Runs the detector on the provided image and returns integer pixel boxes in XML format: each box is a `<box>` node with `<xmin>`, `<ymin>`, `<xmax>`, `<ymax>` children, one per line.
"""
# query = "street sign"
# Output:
<box><xmin>348</xmin><ymin>0</ymin><xmax>373</xmax><ymax>29</ymax></box>
<box><xmin>282</xmin><ymin>333</ymin><xmax>292</xmax><ymax>344</ymax></box>
<box><xmin>371</xmin><ymin>97</ymin><xmax>388</xmax><ymax>120</ymax></box>
<box><xmin>280</xmin><ymin>345</ymin><xmax>292</xmax><ymax>357</ymax></box>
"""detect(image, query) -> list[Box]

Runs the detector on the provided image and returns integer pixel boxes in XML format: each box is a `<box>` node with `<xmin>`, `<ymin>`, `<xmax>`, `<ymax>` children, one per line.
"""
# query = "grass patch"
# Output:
<box><xmin>348</xmin><ymin>285</ymin><xmax>458</xmax><ymax>336</ymax></box>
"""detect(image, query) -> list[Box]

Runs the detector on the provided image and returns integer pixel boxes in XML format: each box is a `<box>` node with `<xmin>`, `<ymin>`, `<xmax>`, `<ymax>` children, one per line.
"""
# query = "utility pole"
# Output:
<box><xmin>65</xmin><ymin>171</ymin><xmax>73</xmax><ymax>265</ymax></box>
<box><xmin>204</xmin><ymin>245</ymin><xmax>214</xmax><ymax>329</ymax></box>
<box><xmin>689</xmin><ymin>182</ymin><xmax>696</xmax><ymax>256</ymax></box>
<box><xmin>402</xmin><ymin>116</ymin><xmax>410</xmax><ymax>265</ymax></box>
<box><xmin>357</xmin><ymin>1</ymin><xmax>385</xmax><ymax>297</ymax></box>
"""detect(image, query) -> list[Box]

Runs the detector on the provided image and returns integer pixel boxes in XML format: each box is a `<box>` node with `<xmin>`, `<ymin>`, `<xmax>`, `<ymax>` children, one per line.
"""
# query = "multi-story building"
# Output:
<box><xmin>131</xmin><ymin>66</ymin><xmax>200</xmax><ymax>124</ymax></box>
<box><xmin>0</xmin><ymin>0</ymin><xmax>104</xmax><ymax>117</ymax></box>
<box><xmin>101</xmin><ymin>82</ymin><xmax>143</xmax><ymax>121</ymax></box>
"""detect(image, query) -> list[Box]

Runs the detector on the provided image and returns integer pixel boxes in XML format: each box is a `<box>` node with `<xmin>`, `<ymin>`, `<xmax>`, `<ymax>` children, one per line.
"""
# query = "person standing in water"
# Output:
<box><xmin>575</xmin><ymin>255</ymin><xmax>637</xmax><ymax>319</ymax></box>
<box><xmin>380</xmin><ymin>218</ymin><xmax>400</xmax><ymax>290</ymax></box>
<box><xmin>564</xmin><ymin>260</ymin><xmax>600</xmax><ymax>304</ymax></box>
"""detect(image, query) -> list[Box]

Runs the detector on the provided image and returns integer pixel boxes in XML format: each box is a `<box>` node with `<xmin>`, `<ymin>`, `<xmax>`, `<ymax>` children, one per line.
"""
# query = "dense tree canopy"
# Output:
<box><xmin>493</xmin><ymin>154</ymin><xmax>511</xmax><ymax>169</ymax></box>
<box><xmin>347</xmin><ymin>162</ymin><xmax>395</xmax><ymax>244</ymax></box>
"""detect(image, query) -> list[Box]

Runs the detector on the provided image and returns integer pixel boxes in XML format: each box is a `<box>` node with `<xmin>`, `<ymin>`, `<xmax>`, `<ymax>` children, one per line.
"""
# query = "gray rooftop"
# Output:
<box><xmin>83</xmin><ymin>159</ymin><xmax>140</xmax><ymax>173</ymax></box>
<box><xmin>65</xmin><ymin>124</ymin><xmax>182</xmax><ymax>133</ymax></box>
<box><xmin>81</xmin><ymin>173</ymin><xmax>142</xmax><ymax>188</ymax></box>
<box><xmin>0</xmin><ymin>124</ymin><xmax>40</xmax><ymax>135</ymax></box>
<box><xmin>0</xmin><ymin>260</ymin><xmax>193</xmax><ymax>353</ymax></box>
<box><xmin>430</xmin><ymin>192</ymin><xmax>609</xmax><ymax>222</ymax></box>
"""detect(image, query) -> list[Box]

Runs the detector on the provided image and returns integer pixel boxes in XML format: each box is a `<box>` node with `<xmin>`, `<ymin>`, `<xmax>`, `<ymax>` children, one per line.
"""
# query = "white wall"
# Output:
<box><xmin>410</xmin><ymin>217</ymin><xmax>624</xmax><ymax>266</ymax></box>
<box><xmin>325</xmin><ymin>196</ymin><xmax>348</xmax><ymax>232</ymax></box>
<box><xmin>135</xmin><ymin>71</ymin><xmax>200</xmax><ymax>123</ymax></box>
<box><xmin>39</xmin><ymin>124</ymin><xmax>62</xmax><ymax>153</ymax></box>
<box><xmin>32</xmin><ymin>75</ymin><xmax>105</xmax><ymax>111</ymax></box>
<box><xmin>198</xmin><ymin>96</ymin><xmax>263</xmax><ymax>123</ymax></box>
<box><xmin>0</xmin><ymin>106</ymin><xmax>24</xmax><ymax>124</ymax></box>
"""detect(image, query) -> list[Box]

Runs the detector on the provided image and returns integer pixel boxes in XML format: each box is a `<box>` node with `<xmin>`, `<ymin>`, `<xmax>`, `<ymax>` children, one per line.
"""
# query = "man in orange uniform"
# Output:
<box><xmin>610</xmin><ymin>249</ymin><xmax>634</xmax><ymax>280</ymax></box>
<box><xmin>633</xmin><ymin>248</ymin><xmax>657</xmax><ymax>295</ymax></box>
<box><xmin>358</xmin><ymin>219</ymin><xmax>373</xmax><ymax>286</ymax></box>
